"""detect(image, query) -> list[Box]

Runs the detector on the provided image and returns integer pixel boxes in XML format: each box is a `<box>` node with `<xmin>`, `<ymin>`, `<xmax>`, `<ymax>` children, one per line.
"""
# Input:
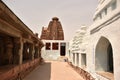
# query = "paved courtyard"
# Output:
<box><xmin>23</xmin><ymin>61</ymin><xmax>84</xmax><ymax>80</ymax></box>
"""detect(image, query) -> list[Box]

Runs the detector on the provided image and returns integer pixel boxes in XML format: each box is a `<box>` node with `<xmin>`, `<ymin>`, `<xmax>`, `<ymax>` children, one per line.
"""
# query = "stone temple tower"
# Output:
<box><xmin>40</xmin><ymin>17</ymin><xmax>64</xmax><ymax>40</ymax></box>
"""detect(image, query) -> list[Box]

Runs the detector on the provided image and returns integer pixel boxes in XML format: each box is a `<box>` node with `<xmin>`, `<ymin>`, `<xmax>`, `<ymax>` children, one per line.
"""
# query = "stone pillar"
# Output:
<box><xmin>29</xmin><ymin>44</ymin><xmax>34</xmax><ymax>60</ymax></box>
<box><xmin>13</xmin><ymin>38</ymin><xmax>21</xmax><ymax>64</ymax></box>
<box><xmin>38</xmin><ymin>43</ymin><xmax>43</xmax><ymax>59</ymax></box>
<box><xmin>19</xmin><ymin>38</ymin><xmax>23</xmax><ymax>65</ymax></box>
<box><xmin>34</xmin><ymin>46</ymin><xmax>39</xmax><ymax>59</ymax></box>
<box><xmin>36</xmin><ymin>46</ymin><xmax>39</xmax><ymax>58</ymax></box>
<box><xmin>28</xmin><ymin>44</ymin><xmax>33</xmax><ymax>60</ymax></box>
<box><xmin>4</xmin><ymin>37</ymin><xmax>13</xmax><ymax>64</ymax></box>
<box><xmin>32</xmin><ymin>45</ymin><xmax>35</xmax><ymax>60</ymax></box>
<box><xmin>23</xmin><ymin>42</ymin><xmax>28</xmax><ymax>61</ymax></box>
<box><xmin>38</xmin><ymin>47</ymin><xmax>41</xmax><ymax>58</ymax></box>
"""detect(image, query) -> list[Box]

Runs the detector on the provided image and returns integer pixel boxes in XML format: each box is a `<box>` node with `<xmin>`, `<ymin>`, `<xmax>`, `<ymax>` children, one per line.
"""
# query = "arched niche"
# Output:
<box><xmin>95</xmin><ymin>37</ymin><xmax>114</xmax><ymax>73</ymax></box>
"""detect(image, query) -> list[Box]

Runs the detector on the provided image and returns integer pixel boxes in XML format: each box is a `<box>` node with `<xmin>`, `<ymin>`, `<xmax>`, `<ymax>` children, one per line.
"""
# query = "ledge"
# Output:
<box><xmin>96</xmin><ymin>71</ymin><xmax>114</xmax><ymax>80</ymax></box>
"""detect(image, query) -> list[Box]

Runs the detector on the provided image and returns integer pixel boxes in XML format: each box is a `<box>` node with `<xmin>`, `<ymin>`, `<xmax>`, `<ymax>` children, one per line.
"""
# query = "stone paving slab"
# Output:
<box><xmin>23</xmin><ymin>61</ymin><xmax>84</xmax><ymax>80</ymax></box>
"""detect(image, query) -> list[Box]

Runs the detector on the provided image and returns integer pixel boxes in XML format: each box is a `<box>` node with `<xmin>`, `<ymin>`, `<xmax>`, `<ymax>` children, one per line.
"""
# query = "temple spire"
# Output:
<box><xmin>40</xmin><ymin>17</ymin><xmax>64</xmax><ymax>40</ymax></box>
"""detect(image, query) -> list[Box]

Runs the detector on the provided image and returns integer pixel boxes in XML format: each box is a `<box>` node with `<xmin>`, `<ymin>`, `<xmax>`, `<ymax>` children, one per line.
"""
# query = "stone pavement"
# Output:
<box><xmin>23</xmin><ymin>61</ymin><xmax>84</xmax><ymax>80</ymax></box>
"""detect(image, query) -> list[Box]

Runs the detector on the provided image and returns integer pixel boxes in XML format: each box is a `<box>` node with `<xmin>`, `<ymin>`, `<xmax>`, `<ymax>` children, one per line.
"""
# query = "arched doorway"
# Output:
<box><xmin>95</xmin><ymin>37</ymin><xmax>114</xmax><ymax>73</ymax></box>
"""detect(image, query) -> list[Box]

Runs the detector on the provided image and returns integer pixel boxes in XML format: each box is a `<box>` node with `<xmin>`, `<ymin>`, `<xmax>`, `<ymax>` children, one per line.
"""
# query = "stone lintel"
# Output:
<box><xmin>0</xmin><ymin>19</ymin><xmax>21</xmax><ymax>37</ymax></box>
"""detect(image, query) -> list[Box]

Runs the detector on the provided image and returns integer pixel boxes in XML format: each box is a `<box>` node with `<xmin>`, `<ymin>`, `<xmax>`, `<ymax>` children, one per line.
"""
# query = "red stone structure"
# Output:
<box><xmin>0</xmin><ymin>1</ymin><xmax>44</xmax><ymax>80</ymax></box>
<box><xmin>40</xmin><ymin>17</ymin><xmax>64</xmax><ymax>40</ymax></box>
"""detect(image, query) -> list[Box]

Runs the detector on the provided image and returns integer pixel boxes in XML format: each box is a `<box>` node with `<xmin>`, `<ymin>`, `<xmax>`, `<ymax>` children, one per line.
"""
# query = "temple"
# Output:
<box><xmin>41</xmin><ymin>17</ymin><xmax>68</xmax><ymax>61</ymax></box>
<box><xmin>40</xmin><ymin>17</ymin><xmax>64</xmax><ymax>40</ymax></box>
<box><xmin>1</xmin><ymin>0</ymin><xmax>120</xmax><ymax>80</ymax></box>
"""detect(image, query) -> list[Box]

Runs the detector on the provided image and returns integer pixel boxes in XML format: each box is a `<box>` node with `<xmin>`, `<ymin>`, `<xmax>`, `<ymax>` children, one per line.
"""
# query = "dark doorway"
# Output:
<box><xmin>107</xmin><ymin>44</ymin><xmax>113</xmax><ymax>73</ymax></box>
<box><xmin>60</xmin><ymin>43</ymin><xmax>66</xmax><ymax>56</ymax></box>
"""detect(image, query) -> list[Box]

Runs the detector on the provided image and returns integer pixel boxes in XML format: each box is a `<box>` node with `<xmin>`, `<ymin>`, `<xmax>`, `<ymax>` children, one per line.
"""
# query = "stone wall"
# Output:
<box><xmin>0</xmin><ymin>1</ymin><xmax>44</xmax><ymax>80</ymax></box>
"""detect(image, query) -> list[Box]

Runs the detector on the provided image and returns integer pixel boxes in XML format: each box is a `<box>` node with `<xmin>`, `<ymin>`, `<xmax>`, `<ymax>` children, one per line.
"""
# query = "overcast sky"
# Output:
<box><xmin>3</xmin><ymin>0</ymin><xmax>98</xmax><ymax>41</ymax></box>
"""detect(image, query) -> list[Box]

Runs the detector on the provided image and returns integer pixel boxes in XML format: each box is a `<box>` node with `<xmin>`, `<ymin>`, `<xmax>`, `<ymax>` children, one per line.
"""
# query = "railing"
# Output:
<box><xmin>0</xmin><ymin>58</ymin><xmax>41</xmax><ymax>80</ymax></box>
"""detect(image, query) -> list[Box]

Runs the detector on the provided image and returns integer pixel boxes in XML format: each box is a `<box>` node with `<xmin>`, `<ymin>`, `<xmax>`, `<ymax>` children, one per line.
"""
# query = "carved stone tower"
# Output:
<box><xmin>40</xmin><ymin>17</ymin><xmax>64</xmax><ymax>40</ymax></box>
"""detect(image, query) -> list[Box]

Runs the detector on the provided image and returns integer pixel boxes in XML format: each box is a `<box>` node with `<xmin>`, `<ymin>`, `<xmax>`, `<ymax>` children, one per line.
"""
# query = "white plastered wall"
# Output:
<box><xmin>88</xmin><ymin>17</ymin><xmax>120</xmax><ymax>80</ymax></box>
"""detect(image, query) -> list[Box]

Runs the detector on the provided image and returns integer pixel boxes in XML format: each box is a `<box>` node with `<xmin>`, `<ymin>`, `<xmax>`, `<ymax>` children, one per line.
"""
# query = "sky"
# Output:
<box><xmin>3</xmin><ymin>0</ymin><xmax>98</xmax><ymax>41</ymax></box>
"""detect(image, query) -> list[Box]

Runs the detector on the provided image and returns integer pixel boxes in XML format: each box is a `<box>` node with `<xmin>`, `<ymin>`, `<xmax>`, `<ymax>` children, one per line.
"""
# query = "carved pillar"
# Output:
<box><xmin>34</xmin><ymin>46</ymin><xmax>37</xmax><ymax>58</ymax></box>
<box><xmin>4</xmin><ymin>37</ymin><xmax>13</xmax><ymax>64</ymax></box>
<box><xmin>14</xmin><ymin>38</ymin><xmax>23</xmax><ymax>64</ymax></box>
<box><xmin>37</xmin><ymin>47</ymin><xmax>39</xmax><ymax>58</ymax></box>
<box><xmin>38</xmin><ymin>45</ymin><xmax>41</xmax><ymax>58</ymax></box>
<box><xmin>37</xmin><ymin>47</ymin><xmax>40</xmax><ymax>58</ymax></box>
<box><xmin>13</xmin><ymin>38</ymin><xmax>23</xmax><ymax>65</ymax></box>
<box><xmin>34</xmin><ymin>46</ymin><xmax>39</xmax><ymax>59</ymax></box>
<box><xmin>19</xmin><ymin>38</ymin><xmax>23</xmax><ymax>64</ymax></box>
<box><xmin>32</xmin><ymin>45</ymin><xmax>35</xmax><ymax>60</ymax></box>
<box><xmin>39</xmin><ymin>42</ymin><xmax>44</xmax><ymax>58</ymax></box>
<box><xmin>13</xmin><ymin>38</ymin><xmax>21</xmax><ymax>64</ymax></box>
<box><xmin>29</xmin><ymin>44</ymin><xmax>34</xmax><ymax>60</ymax></box>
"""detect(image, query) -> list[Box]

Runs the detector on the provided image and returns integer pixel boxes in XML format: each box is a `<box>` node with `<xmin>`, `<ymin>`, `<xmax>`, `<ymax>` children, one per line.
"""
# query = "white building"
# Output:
<box><xmin>69</xmin><ymin>25</ymin><xmax>89</xmax><ymax>69</ymax></box>
<box><xmin>69</xmin><ymin>0</ymin><xmax>120</xmax><ymax>80</ymax></box>
<box><xmin>87</xmin><ymin>0</ymin><xmax>120</xmax><ymax>80</ymax></box>
<box><xmin>41</xmin><ymin>40</ymin><xmax>69</xmax><ymax>60</ymax></box>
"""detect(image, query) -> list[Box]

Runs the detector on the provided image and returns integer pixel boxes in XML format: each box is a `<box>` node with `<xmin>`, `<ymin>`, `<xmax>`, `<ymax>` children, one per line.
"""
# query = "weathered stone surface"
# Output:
<box><xmin>0</xmin><ymin>1</ymin><xmax>44</xmax><ymax>80</ymax></box>
<box><xmin>40</xmin><ymin>17</ymin><xmax>64</xmax><ymax>40</ymax></box>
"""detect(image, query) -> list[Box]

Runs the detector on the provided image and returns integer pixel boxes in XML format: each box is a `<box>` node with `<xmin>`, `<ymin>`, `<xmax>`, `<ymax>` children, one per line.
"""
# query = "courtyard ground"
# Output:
<box><xmin>23</xmin><ymin>61</ymin><xmax>84</xmax><ymax>80</ymax></box>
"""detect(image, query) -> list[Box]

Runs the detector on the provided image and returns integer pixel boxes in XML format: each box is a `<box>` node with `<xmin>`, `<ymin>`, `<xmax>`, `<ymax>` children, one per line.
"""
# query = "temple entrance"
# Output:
<box><xmin>60</xmin><ymin>43</ymin><xmax>66</xmax><ymax>56</ymax></box>
<box><xmin>95</xmin><ymin>37</ymin><xmax>114</xmax><ymax>73</ymax></box>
